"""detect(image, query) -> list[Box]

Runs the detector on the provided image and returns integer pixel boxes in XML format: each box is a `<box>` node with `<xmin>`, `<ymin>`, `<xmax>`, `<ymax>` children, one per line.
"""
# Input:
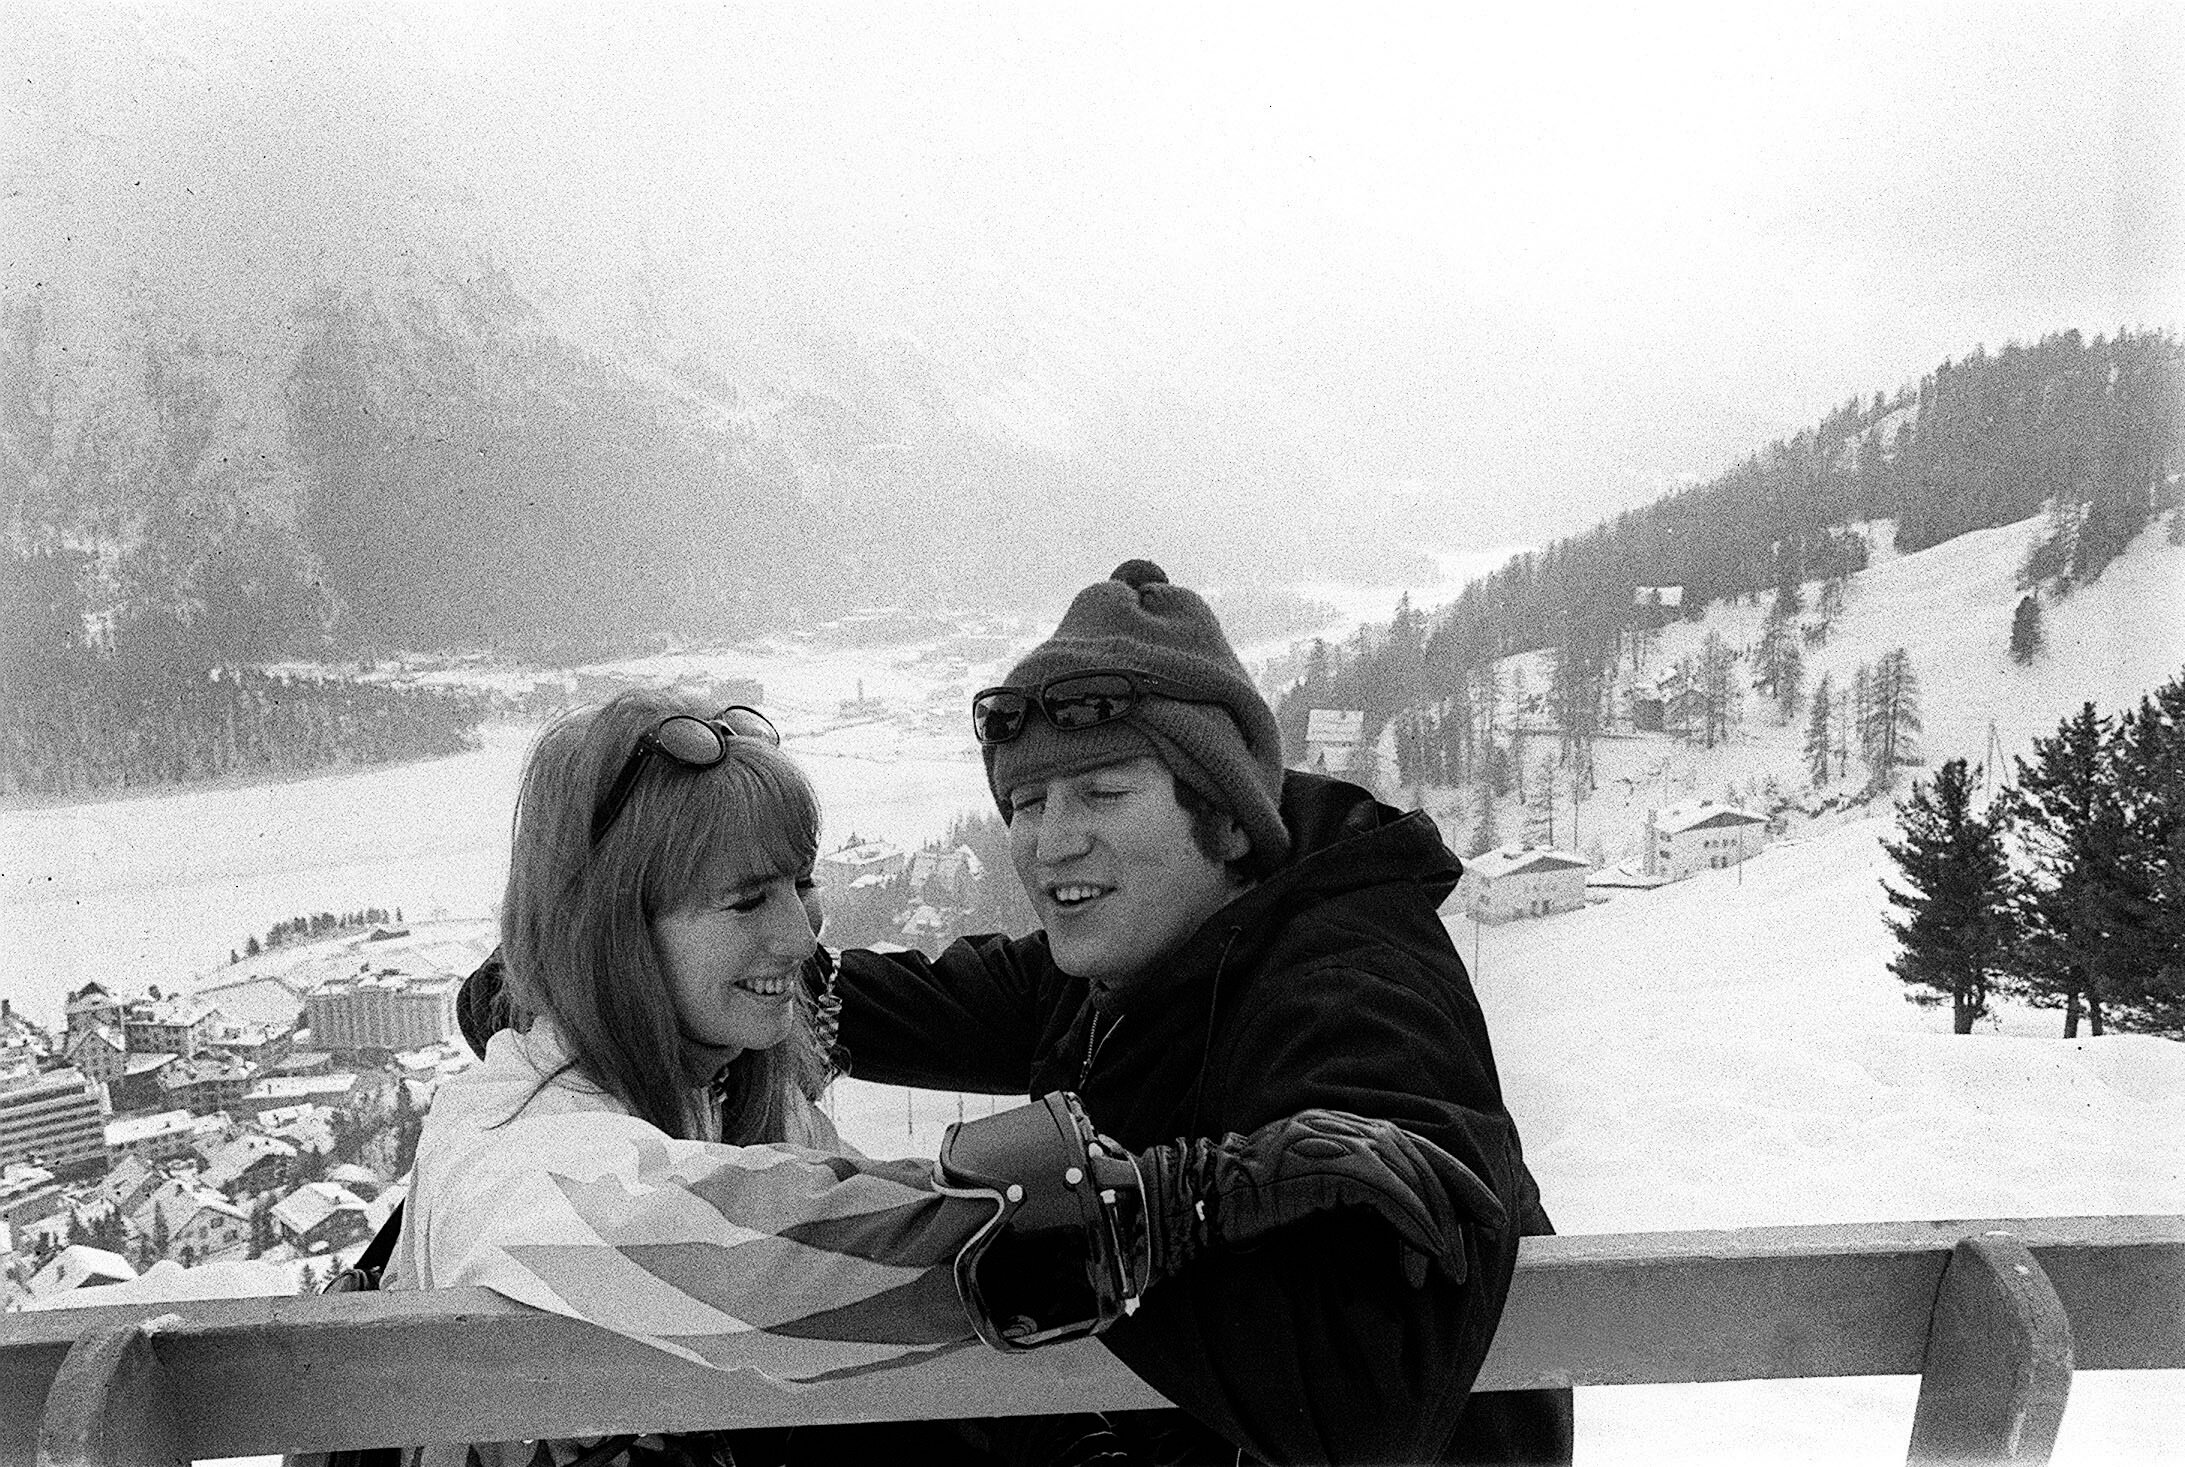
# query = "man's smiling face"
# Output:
<box><xmin>1006</xmin><ymin>755</ymin><xmax>1245</xmax><ymax>983</ymax></box>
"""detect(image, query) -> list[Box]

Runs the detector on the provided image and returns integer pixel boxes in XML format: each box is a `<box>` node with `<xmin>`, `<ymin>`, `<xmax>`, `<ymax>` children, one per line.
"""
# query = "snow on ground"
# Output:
<box><xmin>822</xmin><ymin>814</ymin><xmax>2185</xmax><ymax>1464</ymax></box>
<box><xmin>1428</xmin><ymin>513</ymin><xmax>2185</xmax><ymax>870</ymax></box>
<box><xmin>1468</xmin><ymin>818</ymin><xmax>2182</xmax><ymax>1465</ymax></box>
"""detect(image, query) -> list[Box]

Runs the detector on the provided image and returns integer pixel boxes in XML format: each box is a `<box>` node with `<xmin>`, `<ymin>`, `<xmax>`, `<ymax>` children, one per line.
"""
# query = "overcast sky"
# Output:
<box><xmin>15</xmin><ymin>1</ymin><xmax>2184</xmax><ymax>549</ymax></box>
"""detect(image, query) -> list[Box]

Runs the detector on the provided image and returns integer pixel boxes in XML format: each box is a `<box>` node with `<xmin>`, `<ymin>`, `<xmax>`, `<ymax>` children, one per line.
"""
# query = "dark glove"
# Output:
<box><xmin>937</xmin><ymin>1093</ymin><xmax>1505</xmax><ymax>1351</ymax></box>
<box><xmin>1131</xmin><ymin>1109</ymin><xmax>1507</xmax><ymax>1291</ymax></box>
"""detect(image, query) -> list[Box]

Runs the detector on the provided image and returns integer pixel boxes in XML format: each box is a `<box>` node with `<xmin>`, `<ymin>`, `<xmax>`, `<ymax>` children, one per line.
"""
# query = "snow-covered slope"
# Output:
<box><xmin>1445</xmin><ymin>513</ymin><xmax>2185</xmax><ymax>867</ymax></box>
<box><xmin>1472</xmin><ymin>818</ymin><xmax>2184</xmax><ymax>1233</ymax></box>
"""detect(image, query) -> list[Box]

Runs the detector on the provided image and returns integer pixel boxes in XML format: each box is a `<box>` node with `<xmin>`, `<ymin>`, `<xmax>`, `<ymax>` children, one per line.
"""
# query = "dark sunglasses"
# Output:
<box><xmin>590</xmin><ymin>706</ymin><xmax>780</xmax><ymax>845</ymax></box>
<box><xmin>970</xmin><ymin>669</ymin><xmax>1229</xmax><ymax>747</ymax></box>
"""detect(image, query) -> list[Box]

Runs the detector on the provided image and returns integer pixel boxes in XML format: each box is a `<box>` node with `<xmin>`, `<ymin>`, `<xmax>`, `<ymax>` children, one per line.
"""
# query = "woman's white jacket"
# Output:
<box><xmin>390</xmin><ymin>1018</ymin><xmax>993</xmax><ymax>1382</ymax></box>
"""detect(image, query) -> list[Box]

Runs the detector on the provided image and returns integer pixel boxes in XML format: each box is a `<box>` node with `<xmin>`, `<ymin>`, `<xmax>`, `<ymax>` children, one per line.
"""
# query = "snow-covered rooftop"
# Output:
<box><xmin>1649</xmin><ymin>799</ymin><xmax>1767</xmax><ymax>835</ymax></box>
<box><xmin>1467</xmin><ymin>845</ymin><xmax>1591</xmax><ymax>880</ymax></box>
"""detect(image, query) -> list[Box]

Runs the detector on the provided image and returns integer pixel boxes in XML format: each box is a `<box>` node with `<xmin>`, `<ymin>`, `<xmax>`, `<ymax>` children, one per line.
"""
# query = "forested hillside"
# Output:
<box><xmin>1277</xmin><ymin>329</ymin><xmax>2181</xmax><ymax>760</ymax></box>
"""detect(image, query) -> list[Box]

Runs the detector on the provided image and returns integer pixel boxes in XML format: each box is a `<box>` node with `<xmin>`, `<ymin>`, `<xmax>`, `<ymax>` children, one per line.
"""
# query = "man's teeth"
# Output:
<box><xmin>737</xmin><ymin>975</ymin><xmax>793</xmax><ymax>996</ymax></box>
<box><xmin>1050</xmin><ymin>884</ymin><xmax>1108</xmax><ymax>906</ymax></box>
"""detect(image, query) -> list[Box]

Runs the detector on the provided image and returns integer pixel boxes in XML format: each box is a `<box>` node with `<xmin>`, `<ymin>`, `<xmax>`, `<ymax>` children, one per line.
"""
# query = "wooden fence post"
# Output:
<box><xmin>36</xmin><ymin>1321</ymin><xmax>185</xmax><ymax>1467</ymax></box>
<box><xmin>1907</xmin><ymin>1231</ymin><xmax>2074</xmax><ymax>1466</ymax></box>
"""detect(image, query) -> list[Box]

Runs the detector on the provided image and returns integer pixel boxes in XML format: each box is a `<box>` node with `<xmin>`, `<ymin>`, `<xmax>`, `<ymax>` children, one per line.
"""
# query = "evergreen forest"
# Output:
<box><xmin>1275</xmin><ymin>329</ymin><xmax>2180</xmax><ymax>773</ymax></box>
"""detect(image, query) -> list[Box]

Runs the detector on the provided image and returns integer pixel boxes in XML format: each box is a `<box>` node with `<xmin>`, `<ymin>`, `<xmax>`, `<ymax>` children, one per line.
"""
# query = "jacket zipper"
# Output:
<box><xmin>1081</xmin><ymin>1011</ymin><xmax>1122</xmax><ymax>1086</ymax></box>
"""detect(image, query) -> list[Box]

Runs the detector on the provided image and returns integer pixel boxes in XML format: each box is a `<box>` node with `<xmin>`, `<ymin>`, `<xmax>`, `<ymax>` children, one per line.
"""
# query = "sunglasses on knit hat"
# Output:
<box><xmin>970</xmin><ymin>669</ymin><xmax>1231</xmax><ymax>747</ymax></box>
<box><xmin>590</xmin><ymin>705</ymin><xmax>780</xmax><ymax>844</ymax></box>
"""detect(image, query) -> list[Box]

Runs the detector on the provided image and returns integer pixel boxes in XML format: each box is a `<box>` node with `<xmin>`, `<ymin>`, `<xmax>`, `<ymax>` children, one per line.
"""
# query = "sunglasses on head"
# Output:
<box><xmin>590</xmin><ymin>705</ymin><xmax>780</xmax><ymax>845</ymax></box>
<box><xmin>970</xmin><ymin>669</ymin><xmax>1229</xmax><ymax>747</ymax></box>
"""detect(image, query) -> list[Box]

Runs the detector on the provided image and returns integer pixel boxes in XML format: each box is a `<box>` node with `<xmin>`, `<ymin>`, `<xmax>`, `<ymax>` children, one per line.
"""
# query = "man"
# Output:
<box><xmin>831</xmin><ymin>560</ymin><xmax>1572</xmax><ymax>1465</ymax></box>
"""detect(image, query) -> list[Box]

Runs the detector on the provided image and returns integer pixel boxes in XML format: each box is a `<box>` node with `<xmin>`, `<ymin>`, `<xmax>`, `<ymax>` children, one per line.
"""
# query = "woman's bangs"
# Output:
<box><xmin>654</xmin><ymin>744</ymin><xmax>821</xmax><ymax>902</ymax></box>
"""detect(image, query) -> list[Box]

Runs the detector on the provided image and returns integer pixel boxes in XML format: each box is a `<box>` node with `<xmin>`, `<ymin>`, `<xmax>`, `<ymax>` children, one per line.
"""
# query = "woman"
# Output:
<box><xmin>396</xmin><ymin>691</ymin><xmax>1478</xmax><ymax>1466</ymax></box>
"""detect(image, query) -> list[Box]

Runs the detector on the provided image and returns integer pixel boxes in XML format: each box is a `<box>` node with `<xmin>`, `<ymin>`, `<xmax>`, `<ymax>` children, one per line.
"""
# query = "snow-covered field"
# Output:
<box><xmin>5</xmin><ymin>518</ymin><xmax>2182</xmax><ymax>1460</ymax></box>
<box><xmin>1462</xmin><ymin>817</ymin><xmax>2183</xmax><ymax>1464</ymax></box>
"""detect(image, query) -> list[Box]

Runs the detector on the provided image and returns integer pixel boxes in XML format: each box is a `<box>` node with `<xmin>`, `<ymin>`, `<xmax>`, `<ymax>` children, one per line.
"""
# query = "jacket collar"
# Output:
<box><xmin>1089</xmin><ymin>770</ymin><xmax>1463</xmax><ymax>1008</ymax></box>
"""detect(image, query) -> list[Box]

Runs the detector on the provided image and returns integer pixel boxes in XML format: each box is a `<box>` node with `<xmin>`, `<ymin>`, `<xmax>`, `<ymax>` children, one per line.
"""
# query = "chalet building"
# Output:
<box><xmin>268</xmin><ymin>1050</ymin><xmax>335</xmax><ymax>1078</ymax></box>
<box><xmin>109</xmin><ymin>1052</ymin><xmax>181</xmax><ymax>1114</ymax></box>
<box><xmin>258</xmin><ymin>1104</ymin><xmax>338</xmax><ymax>1159</ymax></box>
<box><xmin>897</xmin><ymin>904</ymin><xmax>950</xmax><ymax>942</ymax></box>
<box><xmin>1643</xmin><ymin>800</ymin><xmax>1770</xmax><ymax>881</ymax></box>
<box><xmin>815</xmin><ymin>839</ymin><xmax>909</xmax><ymax>887</ymax></box>
<box><xmin>242</xmin><ymin>1072</ymin><xmax>383</xmax><ymax>1121</ymax></box>
<box><xmin>1460</xmin><ymin>846</ymin><xmax>1593</xmax><ymax>924</ymax></box>
<box><xmin>105</xmin><ymin>1109</ymin><xmax>225</xmax><ymax>1167</ymax></box>
<box><xmin>142</xmin><ymin>1185</ymin><xmax>251</xmax><ymax>1264</ymax></box>
<box><xmin>94</xmin><ymin>1155</ymin><xmax>164</xmax><ymax>1217</ymax></box>
<box><xmin>201</xmin><ymin>1021</ymin><xmax>292</xmax><ymax>1069</ymax></box>
<box><xmin>271</xmin><ymin>1180</ymin><xmax>373</xmax><ymax>1254</ymax></box>
<box><xmin>0</xmin><ymin>1166</ymin><xmax>66</xmax><ymax>1232</ymax></box>
<box><xmin>197</xmin><ymin>1132</ymin><xmax>299</xmax><ymax>1199</ymax></box>
<box><xmin>63</xmin><ymin>984</ymin><xmax>128</xmax><ymax>1040</ymax></box>
<box><xmin>62</xmin><ymin>1026</ymin><xmax>127</xmax><ymax>1090</ymax></box>
<box><xmin>157</xmin><ymin>1054</ymin><xmax>259</xmax><ymax>1115</ymax></box>
<box><xmin>123</xmin><ymin>995</ymin><xmax>220</xmax><ymax>1060</ymax></box>
<box><xmin>324</xmin><ymin>1163</ymin><xmax>386</xmax><ymax>1200</ymax></box>
<box><xmin>0</xmin><ymin>1067</ymin><xmax>110</xmax><ymax>1175</ymax></box>
<box><xmin>905</xmin><ymin>846</ymin><xmax>981</xmax><ymax>906</ymax></box>
<box><xmin>1303</xmin><ymin>709</ymin><xmax>1365</xmax><ymax>774</ymax></box>
<box><xmin>27</xmin><ymin>1243</ymin><xmax>135</xmax><ymax>1300</ymax></box>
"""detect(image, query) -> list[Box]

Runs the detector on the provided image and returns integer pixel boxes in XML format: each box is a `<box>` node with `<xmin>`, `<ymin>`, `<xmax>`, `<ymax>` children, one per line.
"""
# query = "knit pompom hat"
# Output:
<box><xmin>985</xmin><ymin>560</ymin><xmax>1290</xmax><ymax>875</ymax></box>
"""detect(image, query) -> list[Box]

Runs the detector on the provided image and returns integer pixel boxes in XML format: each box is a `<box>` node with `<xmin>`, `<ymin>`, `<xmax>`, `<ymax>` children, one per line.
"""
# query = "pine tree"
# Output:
<box><xmin>1804</xmin><ymin>672</ymin><xmax>1835</xmax><ymax>785</ymax></box>
<box><xmin>1468</xmin><ymin>781</ymin><xmax>1501</xmax><ymax>857</ymax></box>
<box><xmin>1999</xmin><ymin>703</ymin><xmax>2132</xmax><ymax>1036</ymax></box>
<box><xmin>2009</xmin><ymin>594</ymin><xmax>2044</xmax><ymax>664</ymax></box>
<box><xmin>1483</xmin><ymin>739</ymin><xmax>1513</xmax><ymax>797</ymax></box>
<box><xmin>1698</xmin><ymin>632</ymin><xmax>1736</xmax><ymax>748</ymax></box>
<box><xmin>248</xmin><ymin>1196</ymin><xmax>275</xmax><ymax>1260</ymax></box>
<box><xmin>1883</xmin><ymin>759</ymin><xmax>2014</xmax><ymax>1033</ymax></box>
<box><xmin>1774</xmin><ymin>643</ymin><xmax>1804</xmax><ymax>722</ymax></box>
<box><xmin>2112</xmin><ymin>670</ymin><xmax>2185</xmax><ymax>1034</ymax></box>
<box><xmin>1851</xmin><ymin>662</ymin><xmax>1874</xmax><ymax>769</ymax></box>
<box><xmin>1860</xmin><ymin>650</ymin><xmax>1922</xmax><ymax>782</ymax></box>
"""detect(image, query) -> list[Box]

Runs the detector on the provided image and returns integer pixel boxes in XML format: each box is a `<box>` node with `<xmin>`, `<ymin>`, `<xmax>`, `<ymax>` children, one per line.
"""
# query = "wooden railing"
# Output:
<box><xmin>4</xmin><ymin>1215</ymin><xmax>2180</xmax><ymax>1467</ymax></box>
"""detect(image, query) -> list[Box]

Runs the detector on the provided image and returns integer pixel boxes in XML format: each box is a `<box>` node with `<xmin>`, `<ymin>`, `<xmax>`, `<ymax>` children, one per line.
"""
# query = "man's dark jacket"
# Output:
<box><xmin>834</xmin><ymin>771</ymin><xmax>1573</xmax><ymax>1466</ymax></box>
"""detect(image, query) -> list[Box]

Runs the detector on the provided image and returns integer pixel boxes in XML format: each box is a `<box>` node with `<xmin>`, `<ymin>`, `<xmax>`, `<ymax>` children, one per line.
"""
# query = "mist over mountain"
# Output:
<box><xmin>3</xmin><ymin>4</ymin><xmax>1438</xmax><ymax>663</ymax></box>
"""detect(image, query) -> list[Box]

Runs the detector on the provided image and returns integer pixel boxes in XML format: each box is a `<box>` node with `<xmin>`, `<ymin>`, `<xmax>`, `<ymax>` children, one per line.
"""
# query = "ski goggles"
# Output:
<box><xmin>590</xmin><ymin>705</ymin><xmax>780</xmax><ymax>845</ymax></box>
<box><xmin>933</xmin><ymin>1091</ymin><xmax>1142</xmax><ymax>1351</ymax></box>
<box><xmin>970</xmin><ymin>669</ymin><xmax>1230</xmax><ymax>747</ymax></box>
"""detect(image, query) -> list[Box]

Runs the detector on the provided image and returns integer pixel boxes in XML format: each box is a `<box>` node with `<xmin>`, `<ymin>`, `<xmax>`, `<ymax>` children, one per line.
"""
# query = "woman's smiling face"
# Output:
<box><xmin>651</xmin><ymin>867</ymin><xmax>817</xmax><ymax>1073</ymax></box>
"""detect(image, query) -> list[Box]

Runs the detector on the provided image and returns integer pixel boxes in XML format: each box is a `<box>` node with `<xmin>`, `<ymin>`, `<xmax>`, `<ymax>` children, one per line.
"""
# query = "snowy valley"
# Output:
<box><xmin>2</xmin><ymin>512</ymin><xmax>2180</xmax><ymax>1462</ymax></box>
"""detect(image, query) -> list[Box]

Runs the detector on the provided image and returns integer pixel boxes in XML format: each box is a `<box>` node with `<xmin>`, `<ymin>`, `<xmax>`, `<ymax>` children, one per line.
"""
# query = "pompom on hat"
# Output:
<box><xmin>984</xmin><ymin>561</ymin><xmax>1290</xmax><ymax>875</ymax></box>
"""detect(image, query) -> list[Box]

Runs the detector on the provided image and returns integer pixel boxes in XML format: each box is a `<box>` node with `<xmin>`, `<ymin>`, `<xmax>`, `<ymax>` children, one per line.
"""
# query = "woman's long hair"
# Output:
<box><xmin>499</xmin><ymin>689</ymin><xmax>826</xmax><ymax>1143</ymax></box>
